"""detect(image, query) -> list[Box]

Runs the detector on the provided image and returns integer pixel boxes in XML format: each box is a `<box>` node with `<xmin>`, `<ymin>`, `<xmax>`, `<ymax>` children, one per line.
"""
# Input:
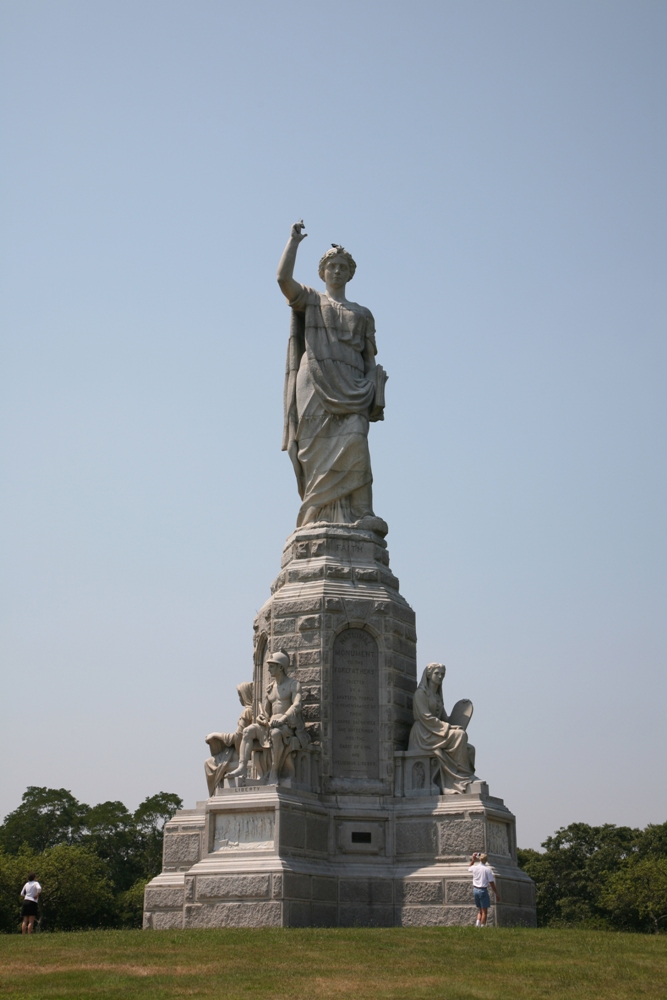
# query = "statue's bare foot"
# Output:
<box><xmin>227</xmin><ymin>764</ymin><xmax>246</xmax><ymax>779</ymax></box>
<box><xmin>267</xmin><ymin>773</ymin><xmax>279</xmax><ymax>785</ymax></box>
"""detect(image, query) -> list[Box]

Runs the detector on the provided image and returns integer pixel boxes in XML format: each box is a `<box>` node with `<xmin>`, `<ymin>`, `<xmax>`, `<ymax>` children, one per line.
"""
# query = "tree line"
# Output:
<box><xmin>0</xmin><ymin>786</ymin><xmax>182</xmax><ymax>932</ymax></box>
<box><xmin>518</xmin><ymin>820</ymin><xmax>667</xmax><ymax>932</ymax></box>
<box><xmin>1</xmin><ymin>787</ymin><xmax>665</xmax><ymax>932</ymax></box>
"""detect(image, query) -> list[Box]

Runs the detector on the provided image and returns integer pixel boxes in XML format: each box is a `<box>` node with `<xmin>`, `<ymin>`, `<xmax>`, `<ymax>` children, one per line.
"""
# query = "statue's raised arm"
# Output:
<box><xmin>277</xmin><ymin>220</ymin><xmax>308</xmax><ymax>303</ymax></box>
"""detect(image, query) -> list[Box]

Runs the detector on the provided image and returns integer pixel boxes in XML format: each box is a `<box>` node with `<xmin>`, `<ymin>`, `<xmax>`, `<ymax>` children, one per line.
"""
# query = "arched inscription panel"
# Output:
<box><xmin>332</xmin><ymin>628</ymin><xmax>379</xmax><ymax>780</ymax></box>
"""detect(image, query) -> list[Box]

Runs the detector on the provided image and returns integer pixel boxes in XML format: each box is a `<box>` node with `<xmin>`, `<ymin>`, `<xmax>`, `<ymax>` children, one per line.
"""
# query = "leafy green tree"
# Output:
<box><xmin>0</xmin><ymin>786</ymin><xmax>182</xmax><ymax>930</ymax></box>
<box><xmin>518</xmin><ymin>822</ymin><xmax>641</xmax><ymax>927</ymax></box>
<box><xmin>0</xmin><ymin>849</ymin><xmax>33</xmax><ymax>932</ymax></box>
<box><xmin>0</xmin><ymin>844</ymin><xmax>114</xmax><ymax>931</ymax></box>
<box><xmin>635</xmin><ymin>821</ymin><xmax>667</xmax><ymax>859</ymax></box>
<box><xmin>115</xmin><ymin>878</ymin><xmax>149</xmax><ymax>929</ymax></box>
<box><xmin>134</xmin><ymin>792</ymin><xmax>183</xmax><ymax>879</ymax></box>
<box><xmin>0</xmin><ymin>787</ymin><xmax>89</xmax><ymax>854</ymax></box>
<box><xmin>37</xmin><ymin>844</ymin><xmax>115</xmax><ymax>930</ymax></box>
<box><xmin>80</xmin><ymin>800</ymin><xmax>143</xmax><ymax>892</ymax></box>
<box><xmin>601</xmin><ymin>857</ymin><xmax>667</xmax><ymax>933</ymax></box>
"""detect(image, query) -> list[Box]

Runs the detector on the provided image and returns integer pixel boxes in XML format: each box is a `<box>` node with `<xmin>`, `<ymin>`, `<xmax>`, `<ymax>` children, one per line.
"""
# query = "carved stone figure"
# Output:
<box><xmin>408</xmin><ymin>663</ymin><xmax>477</xmax><ymax>793</ymax></box>
<box><xmin>144</xmin><ymin>221</ymin><xmax>538</xmax><ymax>931</ymax></box>
<box><xmin>228</xmin><ymin>651</ymin><xmax>309</xmax><ymax>785</ymax></box>
<box><xmin>204</xmin><ymin>682</ymin><xmax>253</xmax><ymax>795</ymax></box>
<box><xmin>277</xmin><ymin>221</ymin><xmax>387</xmax><ymax>529</ymax></box>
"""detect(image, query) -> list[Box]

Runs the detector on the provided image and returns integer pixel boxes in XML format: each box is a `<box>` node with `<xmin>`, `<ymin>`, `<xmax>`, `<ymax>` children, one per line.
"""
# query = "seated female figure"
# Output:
<box><xmin>408</xmin><ymin>663</ymin><xmax>477</xmax><ymax>793</ymax></box>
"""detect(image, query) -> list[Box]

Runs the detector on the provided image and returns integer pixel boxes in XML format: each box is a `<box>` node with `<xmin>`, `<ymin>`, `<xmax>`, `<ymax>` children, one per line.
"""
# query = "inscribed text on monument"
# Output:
<box><xmin>332</xmin><ymin>628</ymin><xmax>379</xmax><ymax>780</ymax></box>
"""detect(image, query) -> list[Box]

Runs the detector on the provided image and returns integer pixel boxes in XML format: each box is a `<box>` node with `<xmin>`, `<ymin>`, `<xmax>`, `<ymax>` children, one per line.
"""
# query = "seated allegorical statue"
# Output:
<box><xmin>408</xmin><ymin>663</ymin><xmax>477</xmax><ymax>793</ymax></box>
<box><xmin>204</xmin><ymin>681</ymin><xmax>253</xmax><ymax>795</ymax></box>
<box><xmin>228</xmin><ymin>650</ymin><xmax>309</xmax><ymax>785</ymax></box>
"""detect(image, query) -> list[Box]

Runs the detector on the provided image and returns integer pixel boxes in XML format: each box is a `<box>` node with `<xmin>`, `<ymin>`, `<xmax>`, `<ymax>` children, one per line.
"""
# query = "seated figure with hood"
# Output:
<box><xmin>204</xmin><ymin>681</ymin><xmax>253</xmax><ymax>795</ymax></box>
<box><xmin>408</xmin><ymin>662</ymin><xmax>477</xmax><ymax>793</ymax></box>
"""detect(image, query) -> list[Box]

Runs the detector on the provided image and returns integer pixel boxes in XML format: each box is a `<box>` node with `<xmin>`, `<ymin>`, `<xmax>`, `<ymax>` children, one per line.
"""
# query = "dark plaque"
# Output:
<box><xmin>332</xmin><ymin>628</ymin><xmax>379</xmax><ymax>780</ymax></box>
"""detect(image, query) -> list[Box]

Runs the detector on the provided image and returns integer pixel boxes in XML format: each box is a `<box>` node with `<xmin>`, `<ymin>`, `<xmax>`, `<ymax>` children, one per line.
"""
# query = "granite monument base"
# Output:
<box><xmin>143</xmin><ymin>783</ymin><xmax>536</xmax><ymax>929</ymax></box>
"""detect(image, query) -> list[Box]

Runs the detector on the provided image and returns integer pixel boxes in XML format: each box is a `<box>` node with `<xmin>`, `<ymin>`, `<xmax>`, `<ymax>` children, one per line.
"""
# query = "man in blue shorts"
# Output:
<box><xmin>469</xmin><ymin>852</ymin><xmax>500</xmax><ymax>926</ymax></box>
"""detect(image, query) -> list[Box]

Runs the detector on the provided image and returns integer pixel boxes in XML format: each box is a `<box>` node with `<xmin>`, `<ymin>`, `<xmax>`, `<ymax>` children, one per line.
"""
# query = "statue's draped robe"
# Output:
<box><xmin>408</xmin><ymin>677</ymin><xmax>477</xmax><ymax>793</ymax></box>
<box><xmin>283</xmin><ymin>284</ymin><xmax>382</xmax><ymax>526</ymax></box>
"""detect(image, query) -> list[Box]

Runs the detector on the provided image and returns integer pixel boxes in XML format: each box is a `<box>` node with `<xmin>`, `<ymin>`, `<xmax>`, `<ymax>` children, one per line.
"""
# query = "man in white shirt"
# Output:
<box><xmin>20</xmin><ymin>872</ymin><xmax>41</xmax><ymax>934</ymax></box>
<box><xmin>468</xmin><ymin>852</ymin><xmax>500</xmax><ymax>926</ymax></box>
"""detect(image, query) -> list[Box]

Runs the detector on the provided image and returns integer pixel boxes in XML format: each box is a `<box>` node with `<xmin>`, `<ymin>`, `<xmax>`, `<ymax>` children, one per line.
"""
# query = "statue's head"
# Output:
<box><xmin>267</xmin><ymin>649</ymin><xmax>290</xmax><ymax>677</ymax></box>
<box><xmin>425</xmin><ymin>662</ymin><xmax>446</xmax><ymax>688</ymax></box>
<box><xmin>318</xmin><ymin>244</ymin><xmax>357</xmax><ymax>285</ymax></box>
<box><xmin>236</xmin><ymin>681</ymin><xmax>253</xmax><ymax>706</ymax></box>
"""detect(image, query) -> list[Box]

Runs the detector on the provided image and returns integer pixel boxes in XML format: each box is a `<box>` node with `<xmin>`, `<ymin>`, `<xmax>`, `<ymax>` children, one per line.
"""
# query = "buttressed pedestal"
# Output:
<box><xmin>143</xmin><ymin>222</ymin><xmax>536</xmax><ymax>930</ymax></box>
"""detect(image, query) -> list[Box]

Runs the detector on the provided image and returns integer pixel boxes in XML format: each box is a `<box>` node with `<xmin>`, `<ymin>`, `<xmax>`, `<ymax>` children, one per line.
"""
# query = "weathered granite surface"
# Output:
<box><xmin>252</xmin><ymin>522</ymin><xmax>416</xmax><ymax>796</ymax></box>
<box><xmin>143</xmin><ymin>786</ymin><xmax>536</xmax><ymax>929</ymax></box>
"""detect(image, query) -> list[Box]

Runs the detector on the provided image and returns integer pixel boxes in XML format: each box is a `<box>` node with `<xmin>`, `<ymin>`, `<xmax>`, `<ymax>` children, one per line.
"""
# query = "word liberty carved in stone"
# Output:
<box><xmin>332</xmin><ymin>628</ymin><xmax>379</xmax><ymax>780</ymax></box>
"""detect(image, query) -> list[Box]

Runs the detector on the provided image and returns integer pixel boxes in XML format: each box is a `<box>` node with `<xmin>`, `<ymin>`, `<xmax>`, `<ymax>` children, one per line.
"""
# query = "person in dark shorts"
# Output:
<box><xmin>20</xmin><ymin>872</ymin><xmax>41</xmax><ymax>934</ymax></box>
<box><xmin>468</xmin><ymin>852</ymin><xmax>500</xmax><ymax>926</ymax></box>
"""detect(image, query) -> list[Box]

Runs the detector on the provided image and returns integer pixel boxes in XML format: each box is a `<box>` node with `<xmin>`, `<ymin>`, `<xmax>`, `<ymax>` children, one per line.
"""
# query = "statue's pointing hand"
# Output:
<box><xmin>291</xmin><ymin>220</ymin><xmax>307</xmax><ymax>242</ymax></box>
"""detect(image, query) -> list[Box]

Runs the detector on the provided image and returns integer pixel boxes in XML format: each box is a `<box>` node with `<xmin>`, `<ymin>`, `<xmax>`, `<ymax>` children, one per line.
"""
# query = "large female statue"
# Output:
<box><xmin>277</xmin><ymin>221</ymin><xmax>387</xmax><ymax>528</ymax></box>
<box><xmin>408</xmin><ymin>663</ymin><xmax>477</xmax><ymax>793</ymax></box>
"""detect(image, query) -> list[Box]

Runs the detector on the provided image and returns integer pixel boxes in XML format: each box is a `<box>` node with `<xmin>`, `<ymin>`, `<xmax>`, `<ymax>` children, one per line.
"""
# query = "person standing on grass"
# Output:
<box><xmin>20</xmin><ymin>872</ymin><xmax>41</xmax><ymax>934</ymax></box>
<box><xmin>469</xmin><ymin>852</ymin><xmax>500</xmax><ymax>926</ymax></box>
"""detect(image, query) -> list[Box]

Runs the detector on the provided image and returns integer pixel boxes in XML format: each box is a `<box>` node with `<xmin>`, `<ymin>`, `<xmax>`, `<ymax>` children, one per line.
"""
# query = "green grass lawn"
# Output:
<box><xmin>0</xmin><ymin>927</ymin><xmax>665</xmax><ymax>1000</ymax></box>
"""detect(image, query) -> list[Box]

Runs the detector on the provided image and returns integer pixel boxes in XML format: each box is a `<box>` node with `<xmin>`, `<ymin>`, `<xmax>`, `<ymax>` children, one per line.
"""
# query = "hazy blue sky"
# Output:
<box><xmin>1</xmin><ymin>1</ymin><xmax>665</xmax><ymax>849</ymax></box>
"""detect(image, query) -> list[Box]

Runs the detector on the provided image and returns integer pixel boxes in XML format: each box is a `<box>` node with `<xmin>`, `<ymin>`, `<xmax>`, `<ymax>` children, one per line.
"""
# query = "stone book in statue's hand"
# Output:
<box><xmin>369</xmin><ymin>364</ymin><xmax>388</xmax><ymax>422</ymax></box>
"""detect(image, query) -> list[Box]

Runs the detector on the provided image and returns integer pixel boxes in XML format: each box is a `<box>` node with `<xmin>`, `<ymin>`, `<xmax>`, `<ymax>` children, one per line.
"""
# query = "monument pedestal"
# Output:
<box><xmin>253</xmin><ymin>521</ymin><xmax>417</xmax><ymax>792</ymax></box>
<box><xmin>144</xmin><ymin>524</ymin><xmax>536</xmax><ymax>928</ymax></box>
<box><xmin>144</xmin><ymin>784</ymin><xmax>535</xmax><ymax>929</ymax></box>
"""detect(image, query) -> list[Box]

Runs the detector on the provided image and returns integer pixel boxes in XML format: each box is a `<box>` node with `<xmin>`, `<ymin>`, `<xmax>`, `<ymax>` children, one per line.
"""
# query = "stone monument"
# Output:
<box><xmin>143</xmin><ymin>222</ymin><xmax>536</xmax><ymax>929</ymax></box>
